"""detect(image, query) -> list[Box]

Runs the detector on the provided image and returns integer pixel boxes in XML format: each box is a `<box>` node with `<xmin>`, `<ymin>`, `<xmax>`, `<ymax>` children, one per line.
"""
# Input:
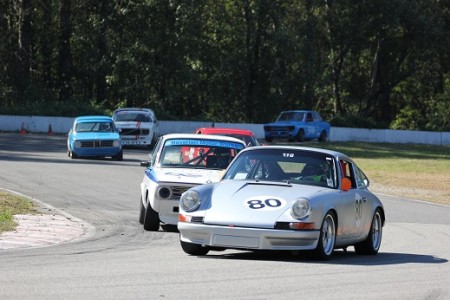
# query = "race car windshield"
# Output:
<box><xmin>75</xmin><ymin>122</ymin><xmax>114</xmax><ymax>132</ymax></box>
<box><xmin>224</xmin><ymin>148</ymin><xmax>338</xmax><ymax>188</ymax></box>
<box><xmin>159</xmin><ymin>139</ymin><xmax>245</xmax><ymax>169</ymax></box>
<box><xmin>114</xmin><ymin>112</ymin><xmax>151</xmax><ymax>122</ymax></box>
<box><xmin>277</xmin><ymin>112</ymin><xmax>304</xmax><ymax>122</ymax></box>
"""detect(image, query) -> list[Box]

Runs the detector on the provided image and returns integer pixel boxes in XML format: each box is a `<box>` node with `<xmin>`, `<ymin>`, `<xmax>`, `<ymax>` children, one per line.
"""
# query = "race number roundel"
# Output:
<box><xmin>244</xmin><ymin>197</ymin><xmax>286</xmax><ymax>211</ymax></box>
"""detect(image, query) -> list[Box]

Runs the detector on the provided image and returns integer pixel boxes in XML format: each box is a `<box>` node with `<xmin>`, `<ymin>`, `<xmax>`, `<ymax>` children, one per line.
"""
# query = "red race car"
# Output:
<box><xmin>195</xmin><ymin>127</ymin><xmax>260</xmax><ymax>147</ymax></box>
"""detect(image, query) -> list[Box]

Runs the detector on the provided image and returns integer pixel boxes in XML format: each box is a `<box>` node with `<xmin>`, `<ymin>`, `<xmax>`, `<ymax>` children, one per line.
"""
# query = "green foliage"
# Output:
<box><xmin>330</xmin><ymin>114</ymin><xmax>384</xmax><ymax>129</ymax></box>
<box><xmin>1</xmin><ymin>100</ymin><xmax>108</xmax><ymax>117</ymax></box>
<box><xmin>390</xmin><ymin>106</ymin><xmax>422</xmax><ymax>130</ymax></box>
<box><xmin>0</xmin><ymin>0</ymin><xmax>449</xmax><ymax>131</ymax></box>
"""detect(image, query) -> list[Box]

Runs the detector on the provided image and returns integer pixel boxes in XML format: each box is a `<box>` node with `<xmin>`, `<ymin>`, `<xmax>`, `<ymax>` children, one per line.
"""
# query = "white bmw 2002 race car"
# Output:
<box><xmin>139</xmin><ymin>133</ymin><xmax>246</xmax><ymax>231</ymax></box>
<box><xmin>178</xmin><ymin>145</ymin><xmax>385</xmax><ymax>260</ymax></box>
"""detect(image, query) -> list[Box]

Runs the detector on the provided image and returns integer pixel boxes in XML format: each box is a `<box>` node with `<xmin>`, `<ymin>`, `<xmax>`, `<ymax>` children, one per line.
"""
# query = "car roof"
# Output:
<box><xmin>161</xmin><ymin>133</ymin><xmax>246</xmax><ymax>145</ymax></box>
<box><xmin>113</xmin><ymin>108</ymin><xmax>155</xmax><ymax>114</ymax></box>
<box><xmin>74</xmin><ymin>115</ymin><xmax>113</xmax><ymax>122</ymax></box>
<box><xmin>239</xmin><ymin>145</ymin><xmax>348</xmax><ymax>159</ymax></box>
<box><xmin>195</xmin><ymin>127</ymin><xmax>255</xmax><ymax>136</ymax></box>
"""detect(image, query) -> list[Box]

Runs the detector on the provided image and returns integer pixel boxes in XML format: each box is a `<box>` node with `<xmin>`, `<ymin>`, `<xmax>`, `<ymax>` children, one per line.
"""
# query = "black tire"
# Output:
<box><xmin>318</xmin><ymin>130</ymin><xmax>327</xmax><ymax>142</ymax></box>
<box><xmin>69</xmin><ymin>150</ymin><xmax>78</xmax><ymax>159</ymax></box>
<box><xmin>143</xmin><ymin>201</ymin><xmax>160</xmax><ymax>231</ymax></box>
<box><xmin>296</xmin><ymin>129</ymin><xmax>305</xmax><ymax>142</ymax></box>
<box><xmin>151</xmin><ymin>133</ymin><xmax>158</xmax><ymax>146</ymax></box>
<box><xmin>139</xmin><ymin>196</ymin><xmax>145</xmax><ymax>224</ymax></box>
<box><xmin>113</xmin><ymin>150</ymin><xmax>123</xmax><ymax>161</ymax></box>
<box><xmin>180</xmin><ymin>240</ymin><xmax>209</xmax><ymax>256</ymax></box>
<box><xmin>354</xmin><ymin>209</ymin><xmax>383</xmax><ymax>255</ymax></box>
<box><xmin>313</xmin><ymin>212</ymin><xmax>336</xmax><ymax>260</ymax></box>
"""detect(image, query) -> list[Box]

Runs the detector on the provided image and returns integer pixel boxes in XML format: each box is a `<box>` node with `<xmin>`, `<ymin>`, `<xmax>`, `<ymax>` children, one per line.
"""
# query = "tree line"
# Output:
<box><xmin>1</xmin><ymin>0</ymin><xmax>449</xmax><ymax>131</ymax></box>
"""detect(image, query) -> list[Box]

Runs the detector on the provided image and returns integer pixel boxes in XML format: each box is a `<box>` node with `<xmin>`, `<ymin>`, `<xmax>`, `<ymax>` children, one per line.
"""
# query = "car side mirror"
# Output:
<box><xmin>140</xmin><ymin>161</ymin><xmax>151</xmax><ymax>167</ymax></box>
<box><xmin>341</xmin><ymin>177</ymin><xmax>352</xmax><ymax>191</ymax></box>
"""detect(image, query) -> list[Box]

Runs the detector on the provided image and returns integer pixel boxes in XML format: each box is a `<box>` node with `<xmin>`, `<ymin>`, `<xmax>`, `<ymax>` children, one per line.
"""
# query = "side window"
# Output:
<box><xmin>306</xmin><ymin>113</ymin><xmax>313</xmax><ymax>122</ymax></box>
<box><xmin>151</xmin><ymin>137</ymin><xmax>163</xmax><ymax>165</ymax></box>
<box><xmin>339</xmin><ymin>160</ymin><xmax>357</xmax><ymax>188</ymax></box>
<box><xmin>354</xmin><ymin>166</ymin><xmax>369</xmax><ymax>188</ymax></box>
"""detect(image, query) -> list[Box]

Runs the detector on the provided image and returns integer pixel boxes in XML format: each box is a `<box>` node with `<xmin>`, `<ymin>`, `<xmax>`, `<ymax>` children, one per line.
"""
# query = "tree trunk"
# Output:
<box><xmin>95</xmin><ymin>0</ymin><xmax>108</xmax><ymax>103</ymax></box>
<box><xmin>58</xmin><ymin>0</ymin><xmax>72</xmax><ymax>102</ymax></box>
<box><xmin>18</xmin><ymin>0</ymin><xmax>32</xmax><ymax>98</ymax></box>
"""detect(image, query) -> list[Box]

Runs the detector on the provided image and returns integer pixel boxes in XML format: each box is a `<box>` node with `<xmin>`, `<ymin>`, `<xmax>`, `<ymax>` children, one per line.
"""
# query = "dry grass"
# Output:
<box><xmin>308</xmin><ymin>142</ymin><xmax>450</xmax><ymax>206</ymax></box>
<box><xmin>0</xmin><ymin>191</ymin><xmax>39</xmax><ymax>233</ymax></box>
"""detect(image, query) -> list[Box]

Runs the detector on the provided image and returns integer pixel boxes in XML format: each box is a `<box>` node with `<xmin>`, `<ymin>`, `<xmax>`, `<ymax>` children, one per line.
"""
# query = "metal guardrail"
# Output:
<box><xmin>1</xmin><ymin>114</ymin><xmax>449</xmax><ymax>145</ymax></box>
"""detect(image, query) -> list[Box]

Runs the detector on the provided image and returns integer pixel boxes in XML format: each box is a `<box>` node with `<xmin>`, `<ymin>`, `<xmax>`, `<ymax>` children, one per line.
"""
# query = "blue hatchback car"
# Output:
<box><xmin>67</xmin><ymin>116</ymin><xmax>123</xmax><ymax>160</ymax></box>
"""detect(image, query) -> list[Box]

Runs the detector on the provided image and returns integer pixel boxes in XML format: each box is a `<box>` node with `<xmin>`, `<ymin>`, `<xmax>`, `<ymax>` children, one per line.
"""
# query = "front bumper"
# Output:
<box><xmin>72</xmin><ymin>147</ymin><xmax>121</xmax><ymax>157</ymax></box>
<box><xmin>178</xmin><ymin>222</ymin><xmax>320</xmax><ymax>250</ymax></box>
<box><xmin>157</xmin><ymin>199</ymin><xmax>180</xmax><ymax>225</ymax></box>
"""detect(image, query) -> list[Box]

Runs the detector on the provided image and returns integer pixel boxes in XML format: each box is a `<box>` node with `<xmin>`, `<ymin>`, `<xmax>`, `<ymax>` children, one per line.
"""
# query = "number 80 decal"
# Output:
<box><xmin>244</xmin><ymin>197</ymin><xmax>286</xmax><ymax>210</ymax></box>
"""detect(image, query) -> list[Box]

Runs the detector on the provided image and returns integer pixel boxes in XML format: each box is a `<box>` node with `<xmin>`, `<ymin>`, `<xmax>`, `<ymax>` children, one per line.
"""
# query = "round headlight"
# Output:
<box><xmin>113</xmin><ymin>140</ymin><xmax>120</xmax><ymax>147</ymax></box>
<box><xmin>180</xmin><ymin>190</ymin><xmax>201</xmax><ymax>212</ymax></box>
<box><xmin>74</xmin><ymin>141</ymin><xmax>81</xmax><ymax>148</ymax></box>
<box><xmin>157</xmin><ymin>186</ymin><xmax>171</xmax><ymax>199</ymax></box>
<box><xmin>291</xmin><ymin>198</ymin><xmax>311</xmax><ymax>220</ymax></box>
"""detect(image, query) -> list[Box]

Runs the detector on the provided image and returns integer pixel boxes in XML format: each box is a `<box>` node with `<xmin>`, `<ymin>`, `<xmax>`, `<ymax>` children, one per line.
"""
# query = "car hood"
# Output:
<box><xmin>150</xmin><ymin>167</ymin><xmax>224</xmax><ymax>184</ymax></box>
<box><xmin>203</xmin><ymin>180</ymin><xmax>327</xmax><ymax>228</ymax></box>
<box><xmin>71</xmin><ymin>132</ymin><xmax>120</xmax><ymax>140</ymax></box>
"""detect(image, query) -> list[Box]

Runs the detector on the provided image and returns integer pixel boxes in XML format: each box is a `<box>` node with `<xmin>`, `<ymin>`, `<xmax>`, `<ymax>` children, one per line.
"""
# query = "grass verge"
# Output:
<box><xmin>0</xmin><ymin>191</ymin><xmax>39</xmax><ymax>234</ymax></box>
<box><xmin>305</xmin><ymin>142</ymin><xmax>450</xmax><ymax>206</ymax></box>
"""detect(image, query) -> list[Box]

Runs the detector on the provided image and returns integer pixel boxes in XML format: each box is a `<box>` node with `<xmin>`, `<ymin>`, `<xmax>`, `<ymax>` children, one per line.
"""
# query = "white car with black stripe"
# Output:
<box><xmin>139</xmin><ymin>133</ymin><xmax>246</xmax><ymax>231</ymax></box>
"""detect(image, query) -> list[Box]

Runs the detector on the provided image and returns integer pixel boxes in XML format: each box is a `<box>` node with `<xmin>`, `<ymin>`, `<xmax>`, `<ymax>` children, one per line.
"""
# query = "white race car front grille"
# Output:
<box><xmin>169</xmin><ymin>185</ymin><xmax>193</xmax><ymax>200</ymax></box>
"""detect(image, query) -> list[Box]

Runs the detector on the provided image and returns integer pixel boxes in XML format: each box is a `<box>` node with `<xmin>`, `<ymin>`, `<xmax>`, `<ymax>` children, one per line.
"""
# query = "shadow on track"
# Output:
<box><xmin>193</xmin><ymin>249</ymin><xmax>448</xmax><ymax>266</ymax></box>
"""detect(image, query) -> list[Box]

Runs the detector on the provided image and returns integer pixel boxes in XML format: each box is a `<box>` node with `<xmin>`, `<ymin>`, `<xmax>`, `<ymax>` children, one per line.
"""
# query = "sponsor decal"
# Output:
<box><xmin>164</xmin><ymin>171</ymin><xmax>204</xmax><ymax>178</ymax></box>
<box><xmin>166</xmin><ymin>139</ymin><xmax>244</xmax><ymax>149</ymax></box>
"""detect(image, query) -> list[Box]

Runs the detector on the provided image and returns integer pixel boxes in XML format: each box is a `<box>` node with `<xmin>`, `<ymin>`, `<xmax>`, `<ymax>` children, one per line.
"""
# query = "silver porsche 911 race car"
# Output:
<box><xmin>178</xmin><ymin>145</ymin><xmax>385</xmax><ymax>260</ymax></box>
<box><xmin>139</xmin><ymin>133</ymin><xmax>246</xmax><ymax>231</ymax></box>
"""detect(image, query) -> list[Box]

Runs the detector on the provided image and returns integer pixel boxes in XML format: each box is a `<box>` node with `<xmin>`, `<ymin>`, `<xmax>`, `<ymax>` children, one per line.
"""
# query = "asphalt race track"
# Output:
<box><xmin>0</xmin><ymin>133</ymin><xmax>449</xmax><ymax>300</ymax></box>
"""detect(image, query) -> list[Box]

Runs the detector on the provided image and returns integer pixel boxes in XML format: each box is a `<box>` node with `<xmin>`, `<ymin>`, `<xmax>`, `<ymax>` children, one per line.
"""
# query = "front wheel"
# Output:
<box><xmin>69</xmin><ymin>150</ymin><xmax>78</xmax><ymax>159</ymax></box>
<box><xmin>113</xmin><ymin>150</ymin><xmax>123</xmax><ymax>161</ymax></box>
<box><xmin>313</xmin><ymin>212</ymin><xmax>336</xmax><ymax>260</ymax></box>
<box><xmin>296</xmin><ymin>129</ymin><xmax>305</xmax><ymax>142</ymax></box>
<box><xmin>354</xmin><ymin>209</ymin><xmax>383</xmax><ymax>255</ymax></box>
<box><xmin>143</xmin><ymin>201</ymin><xmax>160</xmax><ymax>231</ymax></box>
<box><xmin>180</xmin><ymin>240</ymin><xmax>209</xmax><ymax>256</ymax></box>
<box><xmin>139</xmin><ymin>197</ymin><xmax>145</xmax><ymax>224</ymax></box>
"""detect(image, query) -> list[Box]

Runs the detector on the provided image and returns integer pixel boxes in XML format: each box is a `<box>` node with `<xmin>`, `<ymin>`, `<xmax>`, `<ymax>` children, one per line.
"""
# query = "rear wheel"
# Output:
<box><xmin>296</xmin><ymin>129</ymin><xmax>305</xmax><ymax>142</ymax></box>
<box><xmin>354</xmin><ymin>209</ymin><xmax>383</xmax><ymax>255</ymax></box>
<box><xmin>180</xmin><ymin>240</ymin><xmax>209</xmax><ymax>256</ymax></box>
<box><xmin>143</xmin><ymin>201</ymin><xmax>160</xmax><ymax>231</ymax></box>
<box><xmin>313</xmin><ymin>212</ymin><xmax>336</xmax><ymax>260</ymax></box>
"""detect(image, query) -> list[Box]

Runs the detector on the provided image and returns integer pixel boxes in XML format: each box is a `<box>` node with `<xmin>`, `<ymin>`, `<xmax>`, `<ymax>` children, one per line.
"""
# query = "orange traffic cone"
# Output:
<box><xmin>20</xmin><ymin>122</ymin><xmax>27</xmax><ymax>135</ymax></box>
<box><xmin>48</xmin><ymin>124</ymin><xmax>53</xmax><ymax>135</ymax></box>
